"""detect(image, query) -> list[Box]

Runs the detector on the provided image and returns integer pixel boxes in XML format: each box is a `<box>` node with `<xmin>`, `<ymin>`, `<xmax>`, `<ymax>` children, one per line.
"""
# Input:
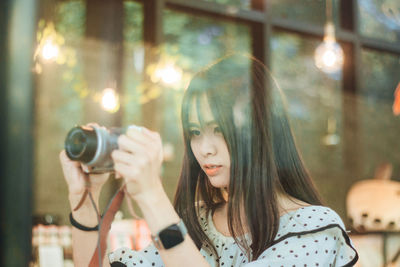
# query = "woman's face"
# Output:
<box><xmin>188</xmin><ymin>95</ymin><xmax>231</xmax><ymax>189</ymax></box>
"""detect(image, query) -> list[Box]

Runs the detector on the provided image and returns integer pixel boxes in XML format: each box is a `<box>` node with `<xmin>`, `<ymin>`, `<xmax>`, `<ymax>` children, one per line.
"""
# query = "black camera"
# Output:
<box><xmin>64</xmin><ymin>125</ymin><xmax>126</xmax><ymax>173</ymax></box>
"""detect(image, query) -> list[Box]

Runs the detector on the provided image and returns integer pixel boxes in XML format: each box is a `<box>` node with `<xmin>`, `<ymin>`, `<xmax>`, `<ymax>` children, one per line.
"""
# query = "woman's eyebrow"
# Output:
<box><xmin>188</xmin><ymin>122</ymin><xmax>199</xmax><ymax>128</ymax></box>
<box><xmin>188</xmin><ymin>121</ymin><xmax>217</xmax><ymax>128</ymax></box>
<box><xmin>205</xmin><ymin>120</ymin><xmax>217</xmax><ymax>126</ymax></box>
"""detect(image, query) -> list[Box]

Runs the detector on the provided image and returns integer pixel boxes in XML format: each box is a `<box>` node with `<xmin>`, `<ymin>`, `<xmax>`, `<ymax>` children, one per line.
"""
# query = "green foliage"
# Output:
<box><xmin>360</xmin><ymin>49</ymin><xmax>400</xmax><ymax>102</ymax></box>
<box><xmin>269</xmin><ymin>0</ymin><xmax>341</xmax><ymax>27</ymax></box>
<box><xmin>123</xmin><ymin>1</ymin><xmax>143</xmax><ymax>43</ymax></box>
<box><xmin>55</xmin><ymin>0</ymin><xmax>85</xmax><ymax>41</ymax></box>
<box><xmin>359</xmin><ymin>0</ymin><xmax>400</xmax><ymax>43</ymax></box>
<box><xmin>203</xmin><ymin>0</ymin><xmax>251</xmax><ymax>10</ymax></box>
<box><xmin>122</xmin><ymin>1</ymin><xmax>144</xmax><ymax>126</ymax></box>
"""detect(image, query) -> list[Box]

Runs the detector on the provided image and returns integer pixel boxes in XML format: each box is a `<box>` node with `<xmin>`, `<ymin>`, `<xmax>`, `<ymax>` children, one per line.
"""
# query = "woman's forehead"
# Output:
<box><xmin>188</xmin><ymin>94</ymin><xmax>215</xmax><ymax>125</ymax></box>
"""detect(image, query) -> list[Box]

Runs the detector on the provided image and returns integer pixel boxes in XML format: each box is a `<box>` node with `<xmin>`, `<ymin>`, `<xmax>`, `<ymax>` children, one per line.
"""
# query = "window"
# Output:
<box><xmin>358</xmin><ymin>0</ymin><xmax>400</xmax><ymax>43</ymax></box>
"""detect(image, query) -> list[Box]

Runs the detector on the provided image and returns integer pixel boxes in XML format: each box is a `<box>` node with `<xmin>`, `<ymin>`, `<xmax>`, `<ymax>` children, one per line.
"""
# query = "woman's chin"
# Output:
<box><xmin>208</xmin><ymin>175</ymin><xmax>229</xmax><ymax>189</ymax></box>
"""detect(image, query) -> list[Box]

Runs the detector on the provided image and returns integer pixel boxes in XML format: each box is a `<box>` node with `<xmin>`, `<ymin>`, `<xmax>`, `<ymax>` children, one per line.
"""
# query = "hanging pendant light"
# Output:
<box><xmin>101</xmin><ymin>88</ymin><xmax>120</xmax><ymax>113</ymax></box>
<box><xmin>314</xmin><ymin>0</ymin><xmax>344</xmax><ymax>74</ymax></box>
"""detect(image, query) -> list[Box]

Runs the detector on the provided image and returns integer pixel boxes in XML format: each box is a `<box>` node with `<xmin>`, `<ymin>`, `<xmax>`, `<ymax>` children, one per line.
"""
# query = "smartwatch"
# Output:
<box><xmin>151</xmin><ymin>219</ymin><xmax>188</xmax><ymax>250</ymax></box>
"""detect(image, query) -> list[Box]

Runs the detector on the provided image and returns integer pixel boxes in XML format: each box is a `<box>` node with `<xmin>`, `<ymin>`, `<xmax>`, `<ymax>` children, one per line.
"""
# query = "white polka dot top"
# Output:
<box><xmin>108</xmin><ymin>205</ymin><xmax>358</xmax><ymax>267</ymax></box>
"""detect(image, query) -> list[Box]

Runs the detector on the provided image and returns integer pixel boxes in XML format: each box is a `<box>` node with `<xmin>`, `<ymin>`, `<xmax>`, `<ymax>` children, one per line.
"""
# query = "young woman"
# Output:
<box><xmin>60</xmin><ymin>54</ymin><xmax>358</xmax><ymax>267</ymax></box>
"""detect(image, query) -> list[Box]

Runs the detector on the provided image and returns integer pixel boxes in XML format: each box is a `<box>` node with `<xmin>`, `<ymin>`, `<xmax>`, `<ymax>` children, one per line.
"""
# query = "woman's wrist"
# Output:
<box><xmin>69</xmin><ymin>212</ymin><xmax>99</xmax><ymax>231</ymax></box>
<box><xmin>132</xmin><ymin>181</ymin><xmax>164</xmax><ymax>205</ymax></box>
<box><xmin>69</xmin><ymin>191</ymin><xmax>100</xmax><ymax>227</ymax></box>
<box><xmin>133</xmin><ymin>184</ymin><xmax>180</xmax><ymax>234</ymax></box>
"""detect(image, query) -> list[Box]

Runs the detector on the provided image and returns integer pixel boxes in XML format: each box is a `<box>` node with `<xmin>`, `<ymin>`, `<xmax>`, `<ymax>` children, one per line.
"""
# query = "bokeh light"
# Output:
<box><xmin>314</xmin><ymin>40</ymin><xmax>344</xmax><ymax>73</ymax></box>
<box><xmin>41</xmin><ymin>40</ymin><xmax>60</xmax><ymax>61</ymax></box>
<box><xmin>153</xmin><ymin>63</ymin><xmax>183</xmax><ymax>85</ymax></box>
<box><xmin>314</xmin><ymin>22</ymin><xmax>344</xmax><ymax>74</ymax></box>
<box><xmin>101</xmin><ymin>88</ymin><xmax>120</xmax><ymax>113</ymax></box>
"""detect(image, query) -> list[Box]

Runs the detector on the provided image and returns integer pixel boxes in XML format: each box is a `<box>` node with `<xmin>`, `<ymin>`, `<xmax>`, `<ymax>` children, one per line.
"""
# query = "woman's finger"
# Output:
<box><xmin>85</xmin><ymin>122</ymin><xmax>99</xmax><ymax>127</ymax></box>
<box><xmin>117</xmin><ymin>134</ymin><xmax>148</xmax><ymax>155</ymax></box>
<box><xmin>115</xmin><ymin>171</ymin><xmax>122</xmax><ymax>179</ymax></box>
<box><xmin>141</xmin><ymin>127</ymin><xmax>160</xmax><ymax>142</ymax></box>
<box><xmin>111</xmin><ymin>149</ymin><xmax>136</xmax><ymax>165</ymax></box>
<box><xmin>114</xmin><ymin>162</ymin><xmax>139</xmax><ymax>179</ymax></box>
<box><xmin>126</xmin><ymin>126</ymin><xmax>154</xmax><ymax>145</ymax></box>
<box><xmin>60</xmin><ymin>150</ymin><xmax>80</xmax><ymax>167</ymax></box>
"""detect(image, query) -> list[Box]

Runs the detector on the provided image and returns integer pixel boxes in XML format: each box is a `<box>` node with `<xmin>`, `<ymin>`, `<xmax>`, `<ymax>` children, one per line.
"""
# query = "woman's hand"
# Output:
<box><xmin>111</xmin><ymin>126</ymin><xmax>164</xmax><ymax>201</ymax></box>
<box><xmin>59</xmin><ymin>123</ymin><xmax>110</xmax><ymax>198</ymax></box>
<box><xmin>59</xmin><ymin>150</ymin><xmax>110</xmax><ymax>197</ymax></box>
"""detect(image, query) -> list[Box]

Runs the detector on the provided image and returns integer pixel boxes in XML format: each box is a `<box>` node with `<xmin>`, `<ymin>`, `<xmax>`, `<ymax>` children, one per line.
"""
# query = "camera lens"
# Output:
<box><xmin>65</xmin><ymin>126</ymin><xmax>98</xmax><ymax>163</ymax></box>
<box><xmin>68</xmin><ymin>131</ymin><xmax>86</xmax><ymax>156</ymax></box>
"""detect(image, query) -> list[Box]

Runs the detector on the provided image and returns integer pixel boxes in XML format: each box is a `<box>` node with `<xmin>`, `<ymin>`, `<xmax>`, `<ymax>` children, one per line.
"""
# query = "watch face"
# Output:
<box><xmin>159</xmin><ymin>224</ymin><xmax>184</xmax><ymax>249</ymax></box>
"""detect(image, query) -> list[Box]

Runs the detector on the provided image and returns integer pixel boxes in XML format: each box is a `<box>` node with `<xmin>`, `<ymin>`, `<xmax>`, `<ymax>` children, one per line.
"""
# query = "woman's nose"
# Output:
<box><xmin>199</xmin><ymin>136</ymin><xmax>217</xmax><ymax>157</ymax></box>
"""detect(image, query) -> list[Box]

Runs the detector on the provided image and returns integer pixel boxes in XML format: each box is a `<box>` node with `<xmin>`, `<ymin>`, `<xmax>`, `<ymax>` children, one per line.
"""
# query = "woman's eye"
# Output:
<box><xmin>189</xmin><ymin>129</ymin><xmax>201</xmax><ymax>137</ymax></box>
<box><xmin>214</xmin><ymin>127</ymin><xmax>221</xmax><ymax>133</ymax></box>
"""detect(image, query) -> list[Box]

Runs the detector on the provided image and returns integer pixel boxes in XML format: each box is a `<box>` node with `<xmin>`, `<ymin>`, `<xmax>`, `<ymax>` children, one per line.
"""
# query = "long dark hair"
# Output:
<box><xmin>173</xmin><ymin>53</ymin><xmax>323</xmax><ymax>262</ymax></box>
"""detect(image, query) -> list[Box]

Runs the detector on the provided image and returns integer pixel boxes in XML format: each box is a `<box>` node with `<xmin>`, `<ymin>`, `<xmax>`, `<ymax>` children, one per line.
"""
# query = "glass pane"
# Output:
<box><xmin>271</xmin><ymin>31</ymin><xmax>346</xmax><ymax>216</ymax></box>
<box><xmin>358</xmin><ymin>49</ymin><xmax>400</xmax><ymax>178</ymax></box>
<box><xmin>122</xmin><ymin>1</ymin><xmax>144</xmax><ymax>126</ymax></box>
<box><xmin>34</xmin><ymin>0</ymin><xmax>87</xmax><ymax>224</ymax></box>
<box><xmin>269</xmin><ymin>0</ymin><xmax>340</xmax><ymax>27</ymax></box>
<box><xmin>161</xmin><ymin>9</ymin><xmax>251</xmax><ymax>195</ymax></box>
<box><xmin>33</xmin><ymin>0</ymin><xmax>143</xmax><ymax>225</ymax></box>
<box><xmin>358</xmin><ymin>0</ymin><xmax>400</xmax><ymax>43</ymax></box>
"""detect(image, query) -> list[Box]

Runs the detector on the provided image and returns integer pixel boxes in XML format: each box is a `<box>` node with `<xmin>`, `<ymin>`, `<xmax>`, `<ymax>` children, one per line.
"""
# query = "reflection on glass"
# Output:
<box><xmin>358</xmin><ymin>0</ymin><xmax>400</xmax><ymax>43</ymax></box>
<box><xmin>34</xmin><ymin>0</ymin><xmax>87</xmax><ymax>223</ymax></box>
<box><xmin>360</xmin><ymin>49</ymin><xmax>400</xmax><ymax>102</ymax></box>
<box><xmin>358</xmin><ymin>49</ymin><xmax>400</xmax><ymax>177</ymax></box>
<box><xmin>122</xmin><ymin>1</ymin><xmax>143</xmax><ymax>126</ymax></box>
<box><xmin>269</xmin><ymin>0</ymin><xmax>340</xmax><ymax>27</ymax></box>
<box><xmin>271</xmin><ymin>31</ymin><xmax>346</xmax><ymax>212</ymax></box>
<box><xmin>271</xmin><ymin>31</ymin><xmax>342</xmax><ymax>122</ymax></box>
<box><xmin>163</xmin><ymin>10</ymin><xmax>251</xmax><ymax>73</ymax></box>
<box><xmin>34</xmin><ymin>0</ymin><xmax>144</xmax><ymax>224</ymax></box>
<box><xmin>162</xmin><ymin>9</ymin><xmax>251</xmax><ymax>194</ymax></box>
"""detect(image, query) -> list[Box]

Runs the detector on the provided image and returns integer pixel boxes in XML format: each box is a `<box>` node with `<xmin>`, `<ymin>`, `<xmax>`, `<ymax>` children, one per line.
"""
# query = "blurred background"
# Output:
<box><xmin>0</xmin><ymin>0</ymin><xmax>399</xmax><ymax>266</ymax></box>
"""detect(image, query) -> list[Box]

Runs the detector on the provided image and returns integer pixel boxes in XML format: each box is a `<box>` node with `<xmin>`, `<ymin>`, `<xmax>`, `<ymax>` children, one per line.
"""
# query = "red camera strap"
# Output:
<box><xmin>72</xmin><ymin>173</ymin><xmax>92</xmax><ymax>212</ymax></box>
<box><xmin>89</xmin><ymin>186</ymin><xmax>125</xmax><ymax>267</ymax></box>
<box><xmin>73</xmin><ymin>173</ymin><xmax>140</xmax><ymax>267</ymax></box>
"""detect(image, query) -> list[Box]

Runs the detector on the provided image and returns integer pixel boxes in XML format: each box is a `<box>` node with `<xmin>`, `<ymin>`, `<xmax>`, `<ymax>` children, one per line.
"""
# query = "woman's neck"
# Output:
<box><xmin>214</xmin><ymin>191</ymin><xmax>310</xmax><ymax>226</ymax></box>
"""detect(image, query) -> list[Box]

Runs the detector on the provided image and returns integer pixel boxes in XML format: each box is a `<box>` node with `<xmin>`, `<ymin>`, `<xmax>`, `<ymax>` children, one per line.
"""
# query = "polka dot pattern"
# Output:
<box><xmin>108</xmin><ymin>204</ymin><xmax>358</xmax><ymax>267</ymax></box>
<box><xmin>108</xmin><ymin>243</ymin><xmax>163</xmax><ymax>267</ymax></box>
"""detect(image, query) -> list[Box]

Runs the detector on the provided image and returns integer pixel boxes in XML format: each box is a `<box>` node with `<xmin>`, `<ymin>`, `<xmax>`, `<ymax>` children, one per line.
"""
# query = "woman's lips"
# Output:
<box><xmin>203</xmin><ymin>164</ymin><xmax>222</xmax><ymax>176</ymax></box>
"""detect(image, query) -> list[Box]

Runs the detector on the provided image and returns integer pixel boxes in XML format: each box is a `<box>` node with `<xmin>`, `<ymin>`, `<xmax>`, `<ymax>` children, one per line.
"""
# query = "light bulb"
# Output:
<box><xmin>314</xmin><ymin>22</ymin><xmax>344</xmax><ymax>73</ymax></box>
<box><xmin>322</xmin><ymin>50</ymin><xmax>337</xmax><ymax>67</ymax></box>
<box><xmin>154</xmin><ymin>63</ymin><xmax>182</xmax><ymax>85</ymax></box>
<box><xmin>42</xmin><ymin>40</ymin><xmax>59</xmax><ymax>61</ymax></box>
<box><xmin>314</xmin><ymin>41</ymin><xmax>344</xmax><ymax>73</ymax></box>
<box><xmin>101</xmin><ymin>88</ymin><xmax>120</xmax><ymax>113</ymax></box>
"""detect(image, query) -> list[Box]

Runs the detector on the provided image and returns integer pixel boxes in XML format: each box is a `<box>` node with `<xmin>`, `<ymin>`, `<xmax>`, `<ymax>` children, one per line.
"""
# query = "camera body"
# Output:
<box><xmin>65</xmin><ymin>125</ymin><xmax>124</xmax><ymax>174</ymax></box>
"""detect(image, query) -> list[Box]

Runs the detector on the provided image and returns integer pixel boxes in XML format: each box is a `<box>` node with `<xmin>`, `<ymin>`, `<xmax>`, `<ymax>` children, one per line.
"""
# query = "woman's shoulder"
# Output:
<box><xmin>257</xmin><ymin>206</ymin><xmax>358</xmax><ymax>266</ymax></box>
<box><xmin>282</xmin><ymin>204</ymin><xmax>345</xmax><ymax>224</ymax></box>
<box><xmin>253</xmin><ymin>204</ymin><xmax>359</xmax><ymax>266</ymax></box>
<box><xmin>276</xmin><ymin>204</ymin><xmax>347</xmax><ymax>239</ymax></box>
